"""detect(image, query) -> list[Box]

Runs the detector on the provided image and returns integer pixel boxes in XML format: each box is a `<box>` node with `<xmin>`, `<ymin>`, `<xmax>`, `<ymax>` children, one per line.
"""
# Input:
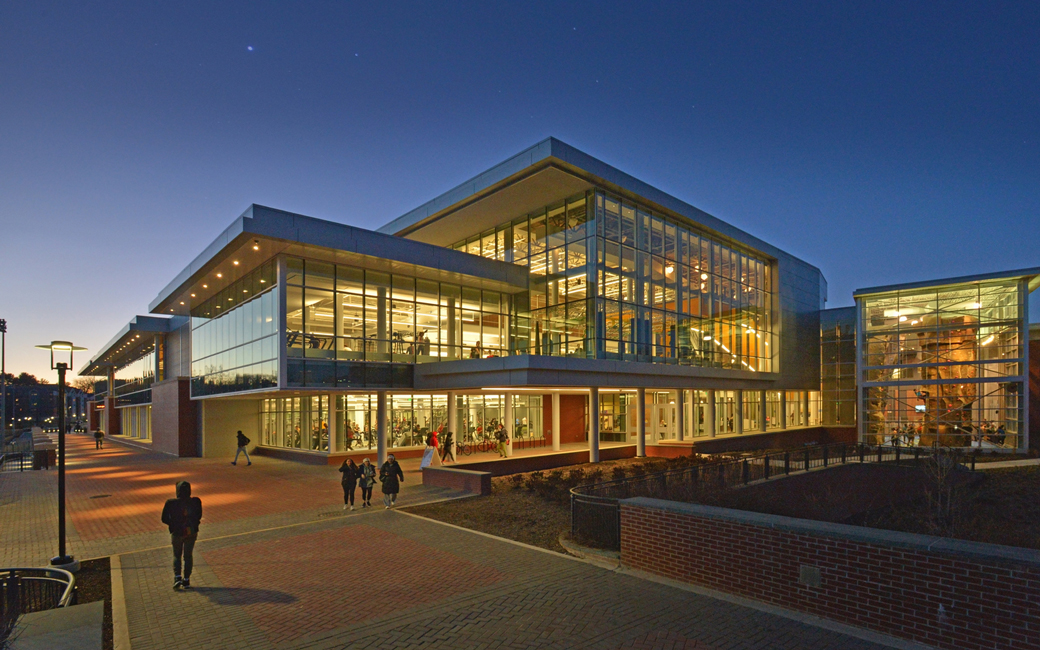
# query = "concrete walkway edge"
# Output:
<box><xmin>110</xmin><ymin>554</ymin><xmax>131</xmax><ymax>650</ymax></box>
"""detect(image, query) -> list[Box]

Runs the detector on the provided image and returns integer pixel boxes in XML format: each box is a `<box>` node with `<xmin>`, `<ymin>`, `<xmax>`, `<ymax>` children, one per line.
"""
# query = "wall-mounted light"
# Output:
<box><xmin>253</xmin><ymin>239</ymin><xmax>260</xmax><ymax>251</ymax></box>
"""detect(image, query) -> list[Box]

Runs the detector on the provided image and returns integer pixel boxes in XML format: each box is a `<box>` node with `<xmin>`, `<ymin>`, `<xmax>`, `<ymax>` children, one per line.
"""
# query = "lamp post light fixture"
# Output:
<box><xmin>35</xmin><ymin>340</ymin><xmax>87</xmax><ymax>572</ymax></box>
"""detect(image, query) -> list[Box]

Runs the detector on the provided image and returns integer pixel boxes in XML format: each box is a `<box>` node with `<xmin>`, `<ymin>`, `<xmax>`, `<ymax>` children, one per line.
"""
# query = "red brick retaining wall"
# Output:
<box><xmin>620</xmin><ymin>498</ymin><xmax>1040</xmax><ymax>650</ymax></box>
<box><xmin>422</xmin><ymin>466</ymin><xmax>492</xmax><ymax>495</ymax></box>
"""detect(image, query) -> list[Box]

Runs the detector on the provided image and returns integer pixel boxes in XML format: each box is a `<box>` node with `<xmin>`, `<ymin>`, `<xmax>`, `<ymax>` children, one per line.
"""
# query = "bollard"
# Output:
<box><xmin>742</xmin><ymin>459</ymin><xmax>749</xmax><ymax>485</ymax></box>
<box><xmin>859</xmin><ymin>443</ymin><xmax>865</xmax><ymax>463</ymax></box>
<box><xmin>877</xmin><ymin>445</ymin><xmax>883</xmax><ymax>464</ymax></box>
<box><xmin>804</xmin><ymin>448</ymin><xmax>811</xmax><ymax>472</ymax></box>
<box><xmin>841</xmin><ymin>443</ymin><xmax>847</xmax><ymax>465</ymax></box>
<box><xmin>971</xmin><ymin>452</ymin><xmax>977</xmax><ymax>471</ymax></box>
<box><xmin>823</xmin><ymin>446</ymin><xmax>828</xmax><ymax>468</ymax></box>
<box><xmin>895</xmin><ymin>445</ymin><xmax>900</xmax><ymax>464</ymax></box>
<box><xmin>784</xmin><ymin>452</ymin><xmax>790</xmax><ymax>475</ymax></box>
<box><xmin>914</xmin><ymin>447</ymin><xmax>920</xmax><ymax>463</ymax></box>
<box><xmin>763</xmin><ymin>454</ymin><xmax>770</xmax><ymax>480</ymax></box>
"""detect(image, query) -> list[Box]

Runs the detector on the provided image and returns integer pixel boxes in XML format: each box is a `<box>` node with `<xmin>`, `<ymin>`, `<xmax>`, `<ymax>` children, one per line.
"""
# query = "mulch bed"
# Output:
<box><xmin>404</xmin><ymin>483</ymin><xmax>571</xmax><ymax>553</ymax></box>
<box><xmin>74</xmin><ymin>557</ymin><xmax>113</xmax><ymax>650</ymax></box>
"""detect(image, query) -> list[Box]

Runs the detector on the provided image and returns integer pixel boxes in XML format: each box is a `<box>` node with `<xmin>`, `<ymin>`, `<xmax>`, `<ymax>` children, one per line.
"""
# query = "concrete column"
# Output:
<box><xmin>636</xmin><ymin>387</ymin><xmax>646</xmax><ymax>457</ymax></box>
<box><xmin>589</xmin><ymin>387</ymin><xmax>600</xmax><ymax>462</ymax></box>
<box><xmin>780</xmin><ymin>391</ymin><xmax>788</xmax><ymax>430</ymax></box>
<box><xmin>328</xmin><ymin>395</ymin><xmax>338</xmax><ymax>453</ymax></box>
<box><xmin>760</xmin><ymin>390</ymin><xmax>768</xmax><ymax>432</ymax></box>
<box><xmin>676</xmin><ymin>389</ymin><xmax>685</xmax><ymax>442</ymax></box>
<box><xmin>377</xmin><ymin>391</ymin><xmax>388</xmax><ymax>465</ymax></box>
<box><xmin>447</xmin><ymin>391</ymin><xmax>457</xmax><ymax>461</ymax></box>
<box><xmin>504</xmin><ymin>392</ymin><xmax>513</xmax><ymax>456</ymax></box>
<box><xmin>706</xmin><ymin>389</ymin><xmax>716</xmax><ymax>438</ymax></box>
<box><xmin>735</xmin><ymin>390</ymin><xmax>744</xmax><ymax>435</ymax></box>
<box><xmin>105</xmin><ymin>367</ymin><xmax>116</xmax><ymax>435</ymax></box>
<box><xmin>551</xmin><ymin>392</ymin><xmax>561</xmax><ymax>451</ymax></box>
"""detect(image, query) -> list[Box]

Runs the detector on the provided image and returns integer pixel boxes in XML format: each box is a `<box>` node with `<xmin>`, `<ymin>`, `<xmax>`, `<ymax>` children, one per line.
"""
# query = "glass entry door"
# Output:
<box><xmin>653</xmin><ymin>403</ymin><xmax>676</xmax><ymax>441</ymax></box>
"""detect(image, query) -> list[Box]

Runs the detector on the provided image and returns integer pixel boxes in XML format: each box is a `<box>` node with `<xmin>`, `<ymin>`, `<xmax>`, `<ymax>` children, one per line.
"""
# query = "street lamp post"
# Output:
<box><xmin>36</xmin><ymin>340</ymin><xmax>86</xmax><ymax>572</ymax></box>
<box><xmin>1</xmin><ymin>319</ymin><xmax>6</xmax><ymax>442</ymax></box>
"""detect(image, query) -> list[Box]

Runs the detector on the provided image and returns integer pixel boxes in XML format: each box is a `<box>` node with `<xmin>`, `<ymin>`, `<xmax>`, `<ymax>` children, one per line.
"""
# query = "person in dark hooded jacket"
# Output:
<box><xmin>161</xmin><ymin>481</ymin><xmax>203</xmax><ymax>589</ymax></box>
<box><xmin>379</xmin><ymin>454</ymin><xmax>404</xmax><ymax>508</ymax></box>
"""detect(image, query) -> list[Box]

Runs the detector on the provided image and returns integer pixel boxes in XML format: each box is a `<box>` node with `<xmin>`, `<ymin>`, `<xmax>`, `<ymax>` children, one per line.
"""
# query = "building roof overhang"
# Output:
<box><xmin>148</xmin><ymin>205</ymin><xmax>531</xmax><ymax>319</ymax></box>
<box><xmin>377</xmin><ymin>137</ymin><xmax>819</xmax><ymax>270</ymax></box>
<box><xmin>853</xmin><ymin>266</ymin><xmax>1040</xmax><ymax>299</ymax></box>
<box><xmin>79</xmin><ymin>315</ymin><xmax>177</xmax><ymax>376</ymax></box>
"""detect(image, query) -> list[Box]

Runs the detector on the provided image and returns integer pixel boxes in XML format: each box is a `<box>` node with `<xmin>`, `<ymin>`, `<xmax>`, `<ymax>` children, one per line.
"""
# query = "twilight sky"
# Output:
<box><xmin>1</xmin><ymin>2</ymin><xmax>1038</xmax><ymax>379</ymax></box>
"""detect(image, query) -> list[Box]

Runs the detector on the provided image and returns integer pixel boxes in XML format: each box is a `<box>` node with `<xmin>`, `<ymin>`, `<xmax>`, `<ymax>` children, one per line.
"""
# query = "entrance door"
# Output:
<box><xmin>653</xmin><ymin>403</ymin><xmax>676</xmax><ymax>441</ymax></box>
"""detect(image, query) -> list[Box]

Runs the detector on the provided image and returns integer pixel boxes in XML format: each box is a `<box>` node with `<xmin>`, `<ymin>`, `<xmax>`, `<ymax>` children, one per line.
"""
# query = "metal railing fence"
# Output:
<box><xmin>1</xmin><ymin>567</ymin><xmax>76</xmax><ymax>645</ymax></box>
<box><xmin>570</xmin><ymin>442</ymin><xmax>974</xmax><ymax>551</ymax></box>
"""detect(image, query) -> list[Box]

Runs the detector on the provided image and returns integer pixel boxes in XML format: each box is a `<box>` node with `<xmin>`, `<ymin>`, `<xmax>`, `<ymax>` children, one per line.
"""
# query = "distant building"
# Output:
<box><xmin>3</xmin><ymin>383</ymin><xmax>90</xmax><ymax>430</ymax></box>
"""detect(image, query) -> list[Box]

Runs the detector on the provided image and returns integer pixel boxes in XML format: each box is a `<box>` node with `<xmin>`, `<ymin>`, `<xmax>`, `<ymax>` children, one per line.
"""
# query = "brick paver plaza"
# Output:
<box><xmin>0</xmin><ymin>435</ymin><xmax>899</xmax><ymax>649</ymax></box>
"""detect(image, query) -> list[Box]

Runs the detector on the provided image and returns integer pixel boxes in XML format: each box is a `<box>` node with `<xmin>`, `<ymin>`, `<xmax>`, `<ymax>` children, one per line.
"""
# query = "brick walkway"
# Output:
<box><xmin>0</xmin><ymin>434</ymin><xmax>899</xmax><ymax>650</ymax></box>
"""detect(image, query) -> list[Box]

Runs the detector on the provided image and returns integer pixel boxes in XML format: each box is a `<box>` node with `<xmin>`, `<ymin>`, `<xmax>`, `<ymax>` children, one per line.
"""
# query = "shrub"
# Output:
<box><xmin>565</xmin><ymin>469</ymin><xmax>586</xmax><ymax>487</ymax></box>
<box><xmin>525</xmin><ymin>471</ymin><xmax>545</xmax><ymax>491</ymax></box>
<box><xmin>611</xmin><ymin>466</ymin><xmax>627</xmax><ymax>481</ymax></box>
<box><xmin>509</xmin><ymin>473</ymin><xmax>525</xmax><ymax>489</ymax></box>
<box><xmin>587</xmin><ymin>469</ymin><xmax>604</xmax><ymax>484</ymax></box>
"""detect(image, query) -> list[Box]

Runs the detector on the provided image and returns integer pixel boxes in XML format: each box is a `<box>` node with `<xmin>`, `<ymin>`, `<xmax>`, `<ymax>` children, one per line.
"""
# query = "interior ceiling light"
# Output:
<box><xmin>700</xmin><ymin>273</ymin><xmax>709</xmax><ymax>280</ymax></box>
<box><xmin>899</xmin><ymin>316</ymin><xmax>908</xmax><ymax>322</ymax></box>
<box><xmin>969</xmin><ymin>302</ymin><xmax>981</xmax><ymax>309</ymax></box>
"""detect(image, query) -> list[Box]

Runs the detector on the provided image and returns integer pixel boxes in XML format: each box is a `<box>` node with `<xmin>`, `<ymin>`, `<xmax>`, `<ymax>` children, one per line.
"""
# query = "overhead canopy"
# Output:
<box><xmin>79</xmin><ymin>316</ymin><xmax>178</xmax><ymax>376</ymax></box>
<box><xmin>854</xmin><ymin>266</ymin><xmax>1040</xmax><ymax>298</ymax></box>
<box><xmin>149</xmin><ymin>204</ymin><xmax>531</xmax><ymax>318</ymax></box>
<box><xmin>378</xmin><ymin>137</ymin><xmax>814</xmax><ymax>268</ymax></box>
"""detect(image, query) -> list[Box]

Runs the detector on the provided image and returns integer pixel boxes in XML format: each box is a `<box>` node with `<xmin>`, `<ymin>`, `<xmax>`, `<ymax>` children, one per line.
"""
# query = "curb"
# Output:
<box><xmin>110</xmin><ymin>554</ymin><xmax>131</xmax><ymax>650</ymax></box>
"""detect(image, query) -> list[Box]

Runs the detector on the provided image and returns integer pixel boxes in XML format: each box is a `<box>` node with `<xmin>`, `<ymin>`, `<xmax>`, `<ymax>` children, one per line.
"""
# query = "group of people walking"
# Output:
<box><xmin>337</xmin><ymin>455</ymin><xmax>404</xmax><ymax>510</ymax></box>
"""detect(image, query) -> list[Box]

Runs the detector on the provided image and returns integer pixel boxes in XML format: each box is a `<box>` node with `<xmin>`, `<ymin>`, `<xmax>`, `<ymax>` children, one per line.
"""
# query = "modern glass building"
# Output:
<box><xmin>79</xmin><ymin>138</ymin><xmax>1037</xmax><ymax>462</ymax></box>
<box><xmin>855</xmin><ymin>270</ymin><xmax>1037</xmax><ymax>450</ymax></box>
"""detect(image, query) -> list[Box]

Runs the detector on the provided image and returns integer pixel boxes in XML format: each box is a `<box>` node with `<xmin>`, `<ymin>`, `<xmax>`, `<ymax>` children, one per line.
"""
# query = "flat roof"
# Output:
<box><xmin>79</xmin><ymin>315</ymin><xmax>179</xmax><ymax>376</ymax></box>
<box><xmin>853</xmin><ymin>266</ymin><xmax>1040</xmax><ymax>298</ymax></box>
<box><xmin>149</xmin><ymin>204</ymin><xmax>530</xmax><ymax>317</ymax></box>
<box><xmin>378</xmin><ymin>137</ymin><xmax>821</xmax><ymax>271</ymax></box>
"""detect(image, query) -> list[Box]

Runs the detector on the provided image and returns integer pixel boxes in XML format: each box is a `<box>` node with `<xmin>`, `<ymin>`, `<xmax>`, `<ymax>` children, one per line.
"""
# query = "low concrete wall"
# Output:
<box><xmin>422</xmin><ymin>466</ymin><xmax>492</xmax><ymax>496</ymax></box>
<box><xmin>620</xmin><ymin>497</ymin><xmax>1040</xmax><ymax>650</ymax></box>
<box><xmin>454</xmin><ymin>445</ymin><xmax>635</xmax><ymax>476</ymax></box>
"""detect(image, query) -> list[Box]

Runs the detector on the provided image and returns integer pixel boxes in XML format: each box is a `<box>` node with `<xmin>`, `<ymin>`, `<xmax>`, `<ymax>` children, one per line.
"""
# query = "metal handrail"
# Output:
<box><xmin>1</xmin><ymin>567</ymin><xmax>76</xmax><ymax>644</ymax></box>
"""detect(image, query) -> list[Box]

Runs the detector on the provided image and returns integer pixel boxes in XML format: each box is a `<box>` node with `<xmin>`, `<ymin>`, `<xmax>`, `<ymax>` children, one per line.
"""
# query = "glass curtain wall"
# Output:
<box><xmin>119</xmin><ymin>405</ymin><xmax>151</xmax><ymax>440</ymax></box>
<box><xmin>286</xmin><ymin>257</ymin><xmax>511</xmax><ymax>388</ymax></box>
<box><xmin>860</xmin><ymin>280</ymin><xmax>1025</xmax><ymax>448</ymax></box>
<box><xmin>260</xmin><ymin>396</ymin><xmax>330</xmax><ymax>452</ymax></box>
<box><xmin>450</xmin><ymin>190</ymin><xmax>776</xmax><ymax>371</ymax></box>
<box><xmin>191</xmin><ymin>262</ymin><xmax>279</xmax><ymax>396</ymax></box>
<box><xmin>821</xmin><ymin>308</ymin><xmax>858</xmax><ymax>425</ymax></box>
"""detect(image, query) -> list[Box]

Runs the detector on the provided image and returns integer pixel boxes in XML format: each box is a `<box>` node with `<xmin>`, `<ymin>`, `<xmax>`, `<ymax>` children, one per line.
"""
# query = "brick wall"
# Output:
<box><xmin>422</xmin><ymin>466</ymin><xmax>492</xmax><ymax>495</ymax></box>
<box><xmin>620</xmin><ymin>498</ymin><xmax>1040</xmax><ymax>650</ymax></box>
<box><xmin>151</xmin><ymin>377</ymin><xmax>197</xmax><ymax>457</ymax></box>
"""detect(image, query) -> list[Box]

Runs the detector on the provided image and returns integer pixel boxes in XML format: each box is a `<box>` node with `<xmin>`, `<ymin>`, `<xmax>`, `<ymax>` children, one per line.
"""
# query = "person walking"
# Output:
<box><xmin>495</xmin><ymin>424</ymin><xmax>508</xmax><ymax>458</ymax></box>
<box><xmin>160</xmin><ymin>481</ymin><xmax>203</xmax><ymax>590</ymax></box>
<box><xmin>232</xmin><ymin>430</ymin><xmax>252</xmax><ymax>466</ymax></box>
<box><xmin>359</xmin><ymin>458</ymin><xmax>377</xmax><ymax>508</ymax></box>
<box><xmin>94</xmin><ymin>429</ymin><xmax>104</xmax><ymax>450</ymax></box>
<box><xmin>379</xmin><ymin>453</ymin><xmax>404</xmax><ymax>508</ymax></box>
<box><xmin>339</xmin><ymin>458</ymin><xmax>359</xmax><ymax>511</ymax></box>
<box><xmin>440</xmin><ymin>431</ymin><xmax>455</xmax><ymax>463</ymax></box>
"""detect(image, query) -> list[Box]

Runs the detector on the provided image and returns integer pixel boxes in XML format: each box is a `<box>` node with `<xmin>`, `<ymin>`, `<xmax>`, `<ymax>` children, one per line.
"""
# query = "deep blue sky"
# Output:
<box><xmin>2</xmin><ymin>2</ymin><xmax>1038</xmax><ymax>378</ymax></box>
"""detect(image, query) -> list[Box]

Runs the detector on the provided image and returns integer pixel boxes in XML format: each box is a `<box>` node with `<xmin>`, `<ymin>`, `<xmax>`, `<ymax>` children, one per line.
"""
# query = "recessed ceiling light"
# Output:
<box><xmin>216</xmin><ymin>273</ymin><xmax>223</xmax><ymax>278</ymax></box>
<box><xmin>202</xmin><ymin>284</ymin><xmax>208</xmax><ymax>289</ymax></box>
<box><xmin>190</xmin><ymin>293</ymin><xmax>196</xmax><ymax>298</ymax></box>
<box><xmin>233</xmin><ymin>261</ymin><xmax>239</xmax><ymax>266</ymax></box>
<box><xmin>180</xmin><ymin>301</ymin><xmax>185</xmax><ymax>305</ymax></box>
